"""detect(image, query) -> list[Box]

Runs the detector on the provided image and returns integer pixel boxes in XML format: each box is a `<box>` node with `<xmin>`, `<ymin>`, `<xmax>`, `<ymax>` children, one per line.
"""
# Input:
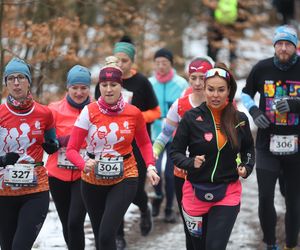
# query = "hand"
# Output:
<box><xmin>0</xmin><ymin>152</ymin><xmax>20</xmax><ymax>168</ymax></box>
<box><xmin>42</xmin><ymin>139</ymin><xmax>59</xmax><ymax>154</ymax></box>
<box><xmin>84</xmin><ymin>158</ymin><xmax>97</xmax><ymax>174</ymax></box>
<box><xmin>237</xmin><ymin>164</ymin><xmax>247</xmax><ymax>178</ymax></box>
<box><xmin>194</xmin><ymin>155</ymin><xmax>205</xmax><ymax>168</ymax></box>
<box><xmin>57</xmin><ymin>135</ymin><xmax>70</xmax><ymax>148</ymax></box>
<box><xmin>147</xmin><ymin>165</ymin><xmax>160</xmax><ymax>186</ymax></box>
<box><xmin>249</xmin><ymin>106</ymin><xmax>270</xmax><ymax>129</ymax></box>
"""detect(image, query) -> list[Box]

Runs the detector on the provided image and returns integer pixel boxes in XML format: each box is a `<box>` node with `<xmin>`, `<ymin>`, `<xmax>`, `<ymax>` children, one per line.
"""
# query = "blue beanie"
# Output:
<box><xmin>273</xmin><ymin>25</ymin><xmax>298</xmax><ymax>47</ymax></box>
<box><xmin>4</xmin><ymin>57</ymin><xmax>32</xmax><ymax>84</ymax></box>
<box><xmin>67</xmin><ymin>65</ymin><xmax>91</xmax><ymax>87</ymax></box>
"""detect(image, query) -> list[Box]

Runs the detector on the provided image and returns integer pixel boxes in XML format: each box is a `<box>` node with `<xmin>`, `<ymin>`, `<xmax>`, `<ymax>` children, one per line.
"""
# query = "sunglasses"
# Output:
<box><xmin>205</xmin><ymin>68</ymin><xmax>230</xmax><ymax>81</ymax></box>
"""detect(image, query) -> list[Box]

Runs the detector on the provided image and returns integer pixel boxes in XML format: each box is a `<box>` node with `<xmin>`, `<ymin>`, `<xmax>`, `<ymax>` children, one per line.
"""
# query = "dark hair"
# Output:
<box><xmin>211</xmin><ymin>62</ymin><xmax>239</xmax><ymax>149</ymax></box>
<box><xmin>119</xmin><ymin>35</ymin><xmax>134</xmax><ymax>45</ymax></box>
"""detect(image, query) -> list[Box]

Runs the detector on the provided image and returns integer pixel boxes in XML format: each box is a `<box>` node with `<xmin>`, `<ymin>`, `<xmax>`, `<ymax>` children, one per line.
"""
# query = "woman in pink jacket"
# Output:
<box><xmin>45</xmin><ymin>65</ymin><xmax>91</xmax><ymax>250</ymax></box>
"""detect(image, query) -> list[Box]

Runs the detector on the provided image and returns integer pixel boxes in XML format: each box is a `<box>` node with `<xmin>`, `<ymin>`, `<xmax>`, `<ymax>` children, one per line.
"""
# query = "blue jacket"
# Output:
<box><xmin>149</xmin><ymin>70</ymin><xmax>188</xmax><ymax>141</ymax></box>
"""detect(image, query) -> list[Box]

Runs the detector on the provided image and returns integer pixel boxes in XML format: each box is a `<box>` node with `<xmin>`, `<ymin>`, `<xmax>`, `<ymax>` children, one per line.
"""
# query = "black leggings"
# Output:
<box><xmin>117</xmin><ymin>141</ymin><xmax>148</xmax><ymax>237</ymax></box>
<box><xmin>174</xmin><ymin>176</ymin><xmax>195</xmax><ymax>250</ymax></box>
<box><xmin>0</xmin><ymin>191</ymin><xmax>49</xmax><ymax>250</ymax></box>
<box><xmin>49</xmin><ymin>177</ymin><xmax>86</xmax><ymax>250</ymax></box>
<box><xmin>81</xmin><ymin>178</ymin><xmax>138</xmax><ymax>250</ymax></box>
<box><xmin>191</xmin><ymin>204</ymin><xmax>240</xmax><ymax>250</ymax></box>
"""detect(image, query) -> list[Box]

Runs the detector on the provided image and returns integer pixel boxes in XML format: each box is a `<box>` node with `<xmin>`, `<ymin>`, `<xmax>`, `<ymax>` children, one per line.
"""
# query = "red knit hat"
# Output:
<box><xmin>188</xmin><ymin>57</ymin><xmax>213</xmax><ymax>75</ymax></box>
<box><xmin>99</xmin><ymin>56</ymin><xmax>123</xmax><ymax>85</ymax></box>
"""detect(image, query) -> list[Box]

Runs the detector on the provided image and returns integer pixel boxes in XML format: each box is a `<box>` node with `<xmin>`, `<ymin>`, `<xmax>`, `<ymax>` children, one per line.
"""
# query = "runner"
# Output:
<box><xmin>149</xmin><ymin>48</ymin><xmax>189</xmax><ymax>222</ymax></box>
<box><xmin>66</xmin><ymin>56</ymin><xmax>160</xmax><ymax>250</ymax></box>
<box><xmin>153</xmin><ymin>56</ymin><xmax>213</xmax><ymax>250</ymax></box>
<box><xmin>170</xmin><ymin>63</ymin><xmax>255</xmax><ymax>249</ymax></box>
<box><xmin>241</xmin><ymin>25</ymin><xmax>300</xmax><ymax>250</ymax></box>
<box><xmin>0</xmin><ymin>57</ymin><xmax>59</xmax><ymax>250</ymax></box>
<box><xmin>46</xmin><ymin>65</ymin><xmax>91</xmax><ymax>250</ymax></box>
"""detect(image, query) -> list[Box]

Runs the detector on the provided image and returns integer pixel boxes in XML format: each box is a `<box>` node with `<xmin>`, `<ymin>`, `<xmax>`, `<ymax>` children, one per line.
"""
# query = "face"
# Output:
<box><xmin>6</xmin><ymin>73</ymin><xmax>30</xmax><ymax>101</ymax></box>
<box><xmin>205</xmin><ymin>76</ymin><xmax>230</xmax><ymax>109</ymax></box>
<box><xmin>68</xmin><ymin>84</ymin><xmax>90</xmax><ymax>104</ymax></box>
<box><xmin>115</xmin><ymin>52</ymin><xmax>132</xmax><ymax>77</ymax></box>
<box><xmin>274</xmin><ymin>40</ymin><xmax>296</xmax><ymax>63</ymax></box>
<box><xmin>154</xmin><ymin>57</ymin><xmax>172</xmax><ymax>76</ymax></box>
<box><xmin>99</xmin><ymin>81</ymin><xmax>122</xmax><ymax>105</ymax></box>
<box><xmin>189</xmin><ymin>72</ymin><xmax>205</xmax><ymax>94</ymax></box>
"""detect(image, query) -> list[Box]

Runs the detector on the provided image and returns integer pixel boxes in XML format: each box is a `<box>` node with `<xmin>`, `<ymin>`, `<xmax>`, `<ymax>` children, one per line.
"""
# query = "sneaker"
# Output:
<box><xmin>152</xmin><ymin>196</ymin><xmax>163</xmax><ymax>217</ymax></box>
<box><xmin>164</xmin><ymin>208</ymin><xmax>176</xmax><ymax>223</ymax></box>
<box><xmin>266</xmin><ymin>244</ymin><xmax>280</xmax><ymax>250</ymax></box>
<box><xmin>140</xmin><ymin>203</ymin><xmax>153</xmax><ymax>236</ymax></box>
<box><xmin>284</xmin><ymin>246</ymin><xmax>296</xmax><ymax>250</ymax></box>
<box><xmin>116</xmin><ymin>235</ymin><xmax>126</xmax><ymax>250</ymax></box>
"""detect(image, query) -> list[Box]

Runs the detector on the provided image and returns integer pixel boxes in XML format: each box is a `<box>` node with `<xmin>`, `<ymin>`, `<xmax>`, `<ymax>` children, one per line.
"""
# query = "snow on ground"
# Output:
<box><xmin>33</xmin><ymin>25</ymin><xmax>288</xmax><ymax>249</ymax></box>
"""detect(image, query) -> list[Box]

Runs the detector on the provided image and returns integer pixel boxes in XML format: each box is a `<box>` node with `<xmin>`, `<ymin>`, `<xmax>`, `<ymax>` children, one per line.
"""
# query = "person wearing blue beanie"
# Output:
<box><xmin>4</xmin><ymin>57</ymin><xmax>32</xmax><ymax>84</ymax></box>
<box><xmin>45</xmin><ymin>64</ymin><xmax>91</xmax><ymax>250</ymax></box>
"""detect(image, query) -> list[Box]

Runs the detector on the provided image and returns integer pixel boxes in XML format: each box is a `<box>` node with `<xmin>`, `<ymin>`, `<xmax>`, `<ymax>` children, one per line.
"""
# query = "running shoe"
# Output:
<box><xmin>116</xmin><ymin>235</ymin><xmax>126</xmax><ymax>250</ymax></box>
<box><xmin>164</xmin><ymin>208</ymin><xmax>176</xmax><ymax>223</ymax></box>
<box><xmin>140</xmin><ymin>203</ymin><xmax>153</xmax><ymax>236</ymax></box>
<box><xmin>266</xmin><ymin>244</ymin><xmax>280</xmax><ymax>250</ymax></box>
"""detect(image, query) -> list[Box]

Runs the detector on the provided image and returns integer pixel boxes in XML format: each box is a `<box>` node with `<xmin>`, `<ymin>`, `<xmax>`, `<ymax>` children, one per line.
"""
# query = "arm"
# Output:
<box><xmin>66</xmin><ymin>126</ymin><xmax>88</xmax><ymax>171</ymax></box>
<box><xmin>170</xmin><ymin>114</ymin><xmax>195</xmax><ymax>170</ymax></box>
<box><xmin>43</xmin><ymin>128</ymin><xmax>60</xmax><ymax>154</ymax></box>
<box><xmin>142</xmin><ymin>106</ymin><xmax>161</xmax><ymax>123</ymax></box>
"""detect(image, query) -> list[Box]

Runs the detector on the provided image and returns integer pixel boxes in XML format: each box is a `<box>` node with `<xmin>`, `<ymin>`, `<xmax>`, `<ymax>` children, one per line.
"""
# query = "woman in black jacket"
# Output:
<box><xmin>170</xmin><ymin>63</ymin><xmax>255</xmax><ymax>250</ymax></box>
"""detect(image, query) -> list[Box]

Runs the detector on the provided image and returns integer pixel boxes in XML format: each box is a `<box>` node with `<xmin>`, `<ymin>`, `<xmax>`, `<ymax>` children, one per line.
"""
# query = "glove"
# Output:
<box><xmin>42</xmin><ymin>139</ymin><xmax>59</xmax><ymax>154</ymax></box>
<box><xmin>249</xmin><ymin>106</ymin><xmax>270</xmax><ymax>129</ymax></box>
<box><xmin>57</xmin><ymin>135</ymin><xmax>70</xmax><ymax>148</ymax></box>
<box><xmin>0</xmin><ymin>152</ymin><xmax>20</xmax><ymax>168</ymax></box>
<box><xmin>276</xmin><ymin>98</ymin><xmax>300</xmax><ymax>114</ymax></box>
<box><xmin>275</xmin><ymin>99</ymin><xmax>290</xmax><ymax>113</ymax></box>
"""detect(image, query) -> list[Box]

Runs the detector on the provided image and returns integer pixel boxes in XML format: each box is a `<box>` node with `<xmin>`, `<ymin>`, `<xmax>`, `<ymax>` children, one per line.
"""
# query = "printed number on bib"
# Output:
<box><xmin>4</xmin><ymin>164</ymin><xmax>37</xmax><ymax>187</ymax></box>
<box><xmin>58</xmin><ymin>148</ymin><xmax>86</xmax><ymax>170</ymax></box>
<box><xmin>95</xmin><ymin>157</ymin><xmax>124</xmax><ymax>179</ymax></box>
<box><xmin>182</xmin><ymin>207</ymin><xmax>203</xmax><ymax>238</ymax></box>
<box><xmin>270</xmin><ymin>134</ymin><xmax>298</xmax><ymax>155</ymax></box>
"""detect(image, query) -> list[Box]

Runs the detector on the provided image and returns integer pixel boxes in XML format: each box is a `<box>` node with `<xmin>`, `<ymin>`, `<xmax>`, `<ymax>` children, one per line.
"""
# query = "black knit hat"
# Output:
<box><xmin>154</xmin><ymin>48</ymin><xmax>173</xmax><ymax>65</ymax></box>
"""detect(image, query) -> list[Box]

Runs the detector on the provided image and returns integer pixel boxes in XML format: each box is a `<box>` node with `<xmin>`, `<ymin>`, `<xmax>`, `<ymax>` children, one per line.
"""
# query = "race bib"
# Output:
<box><xmin>58</xmin><ymin>148</ymin><xmax>86</xmax><ymax>170</ymax></box>
<box><xmin>182</xmin><ymin>207</ymin><xmax>203</xmax><ymax>238</ymax></box>
<box><xmin>270</xmin><ymin>134</ymin><xmax>298</xmax><ymax>155</ymax></box>
<box><xmin>4</xmin><ymin>164</ymin><xmax>37</xmax><ymax>187</ymax></box>
<box><xmin>121</xmin><ymin>89</ymin><xmax>133</xmax><ymax>104</ymax></box>
<box><xmin>95</xmin><ymin>157</ymin><xmax>124</xmax><ymax>179</ymax></box>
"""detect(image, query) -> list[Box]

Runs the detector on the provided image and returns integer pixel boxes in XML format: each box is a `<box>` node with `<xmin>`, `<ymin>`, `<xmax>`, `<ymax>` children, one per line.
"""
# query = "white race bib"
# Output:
<box><xmin>95</xmin><ymin>157</ymin><xmax>124</xmax><ymax>179</ymax></box>
<box><xmin>58</xmin><ymin>148</ymin><xmax>86</xmax><ymax>170</ymax></box>
<box><xmin>4</xmin><ymin>164</ymin><xmax>37</xmax><ymax>187</ymax></box>
<box><xmin>270</xmin><ymin>134</ymin><xmax>298</xmax><ymax>155</ymax></box>
<box><xmin>182</xmin><ymin>207</ymin><xmax>203</xmax><ymax>238</ymax></box>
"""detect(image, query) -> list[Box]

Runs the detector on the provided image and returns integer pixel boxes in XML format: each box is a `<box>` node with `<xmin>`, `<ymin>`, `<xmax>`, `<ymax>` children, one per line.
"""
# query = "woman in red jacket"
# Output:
<box><xmin>46</xmin><ymin>65</ymin><xmax>91</xmax><ymax>250</ymax></box>
<box><xmin>66</xmin><ymin>56</ymin><xmax>160</xmax><ymax>250</ymax></box>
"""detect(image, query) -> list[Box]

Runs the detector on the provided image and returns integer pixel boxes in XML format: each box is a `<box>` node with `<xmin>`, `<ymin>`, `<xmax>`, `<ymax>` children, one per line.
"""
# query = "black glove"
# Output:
<box><xmin>57</xmin><ymin>135</ymin><xmax>70</xmax><ymax>148</ymax></box>
<box><xmin>276</xmin><ymin>98</ymin><xmax>300</xmax><ymax>114</ymax></box>
<box><xmin>42</xmin><ymin>139</ymin><xmax>59</xmax><ymax>154</ymax></box>
<box><xmin>249</xmin><ymin>106</ymin><xmax>270</xmax><ymax>129</ymax></box>
<box><xmin>0</xmin><ymin>152</ymin><xmax>20</xmax><ymax>168</ymax></box>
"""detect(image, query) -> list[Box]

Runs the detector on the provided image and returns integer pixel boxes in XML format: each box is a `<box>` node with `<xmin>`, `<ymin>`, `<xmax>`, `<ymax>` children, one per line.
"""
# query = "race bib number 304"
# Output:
<box><xmin>4</xmin><ymin>164</ymin><xmax>37</xmax><ymax>187</ymax></box>
<box><xmin>270</xmin><ymin>134</ymin><xmax>298</xmax><ymax>155</ymax></box>
<box><xmin>95</xmin><ymin>157</ymin><xmax>124</xmax><ymax>179</ymax></box>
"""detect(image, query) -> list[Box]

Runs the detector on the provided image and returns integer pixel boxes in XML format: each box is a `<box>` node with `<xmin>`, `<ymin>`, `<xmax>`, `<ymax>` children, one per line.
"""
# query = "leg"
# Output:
<box><xmin>68</xmin><ymin>179</ymin><xmax>86</xmax><ymax>250</ymax></box>
<box><xmin>152</xmin><ymin>148</ymin><xmax>164</xmax><ymax>217</ymax></box>
<box><xmin>205</xmin><ymin>205</ymin><xmax>240</xmax><ymax>250</ymax></box>
<box><xmin>49</xmin><ymin>177</ymin><xmax>71</xmax><ymax>245</ymax></box>
<box><xmin>12</xmin><ymin>191</ymin><xmax>49</xmax><ymax>250</ymax></box>
<box><xmin>98</xmin><ymin>178</ymin><xmax>138</xmax><ymax>250</ymax></box>
<box><xmin>0</xmin><ymin>196</ymin><xmax>19</xmax><ymax>250</ymax></box>
<box><xmin>164</xmin><ymin>143</ymin><xmax>175</xmax><ymax>222</ymax></box>
<box><xmin>174</xmin><ymin>176</ymin><xmax>194</xmax><ymax>250</ymax></box>
<box><xmin>282</xmin><ymin>155</ymin><xmax>300</xmax><ymax>248</ymax></box>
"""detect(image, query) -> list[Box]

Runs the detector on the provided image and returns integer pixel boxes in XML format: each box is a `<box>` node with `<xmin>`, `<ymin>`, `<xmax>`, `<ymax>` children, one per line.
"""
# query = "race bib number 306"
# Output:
<box><xmin>95</xmin><ymin>157</ymin><xmax>124</xmax><ymax>179</ymax></box>
<box><xmin>270</xmin><ymin>134</ymin><xmax>298</xmax><ymax>155</ymax></box>
<box><xmin>4</xmin><ymin>164</ymin><xmax>37</xmax><ymax>187</ymax></box>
